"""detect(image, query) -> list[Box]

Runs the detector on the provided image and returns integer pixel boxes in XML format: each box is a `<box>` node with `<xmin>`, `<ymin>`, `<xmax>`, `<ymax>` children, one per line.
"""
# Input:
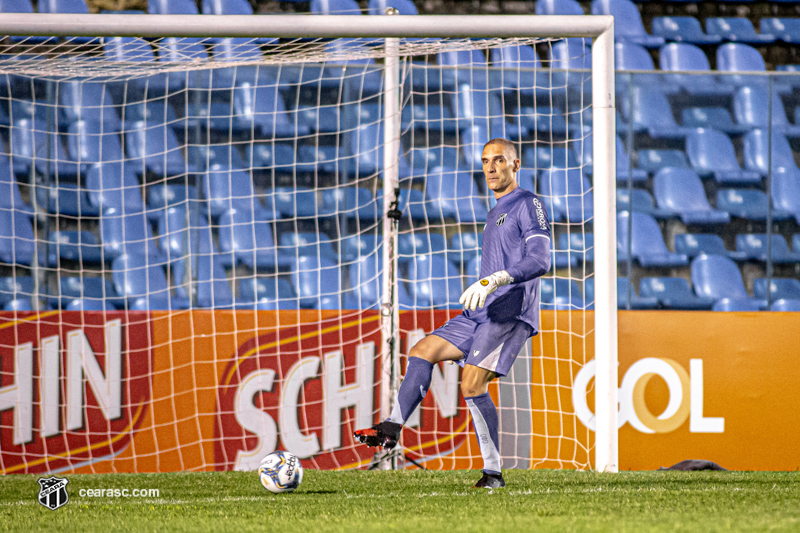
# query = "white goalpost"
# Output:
<box><xmin>0</xmin><ymin>13</ymin><xmax>617</xmax><ymax>474</ymax></box>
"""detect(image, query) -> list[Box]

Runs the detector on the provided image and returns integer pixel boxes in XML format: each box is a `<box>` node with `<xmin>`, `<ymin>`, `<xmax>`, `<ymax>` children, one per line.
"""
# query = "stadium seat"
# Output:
<box><xmin>86</xmin><ymin>162</ymin><xmax>146</xmax><ymax>214</ymax></box>
<box><xmin>10</xmin><ymin>119</ymin><xmax>81</xmax><ymax>178</ymax></box>
<box><xmin>209</xmin><ymin>38</ymin><xmax>274</xmax><ymax>60</ymax></box>
<box><xmin>0</xmin><ymin>211</ymin><xmax>35</xmax><ymax>265</ymax></box>
<box><xmin>311</xmin><ymin>0</ymin><xmax>362</xmax><ymax>14</ymax></box>
<box><xmin>100</xmin><ymin>208</ymin><xmax>164</xmax><ymax>261</ymax></box>
<box><xmin>735</xmin><ymin>234</ymin><xmax>800</xmax><ymax>264</ymax></box>
<box><xmin>248</xmin><ymin>143</ymin><xmax>296</xmax><ymax>174</ymax></box>
<box><xmin>57</xmin><ymin>276</ymin><xmax>124</xmax><ymax>310</ymax></box>
<box><xmin>186</xmin><ymin>145</ymin><xmax>246</xmax><ymax>173</ymax></box>
<box><xmin>368</xmin><ymin>0</ymin><xmax>418</xmax><ymax>15</ymax></box>
<box><xmin>341</xmin><ymin>233</ymin><xmax>379</xmax><ymax>262</ymax></box>
<box><xmin>681</xmin><ymin>107</ymin><xmax>747</xmax><ymax>135</ymax></box>
<box><xmin>289</xmin><ymin>256</ymin><xmax>342</xmax><ymax>309</ymax></box>
<box><xmin>706</xmin><ymin>18</ymin><xmax>776</xmax><ymax>44</ymax></box>
<box><xmin>489</xmin><ymin>45</ymin><xmax>546</xmax><ymax>96</ymax></box>
<box><xmin>636</xmin><ymin>149</ymin><xmax>691</xmax><ymax>174</ymax></box>
<box><xmin>674</xmin><ymin>233</ymin><xmax>748</xmax><ymax>261</ymax></box>
<box><xmin>742</xmin><ymin>129</ymin><xmax>799</xmax><ymax>176</ymax></box>
<box><xmin>297</xmin><ymin>144</ymin><xmax>355</xmax><ymax>176</ymax></box>
<box><xmin>235</xmin><ymin>277</ymin><xmax>298</xmax><ymax>310</ymax></box>
<box><xmin>202</xmin><ymin>0</ymin><xmax>253</xmax><ymax>14</ymax></box>
<box><xmin>716</xmin><ymin>189</ymin><xmax>792</xmax><ymax>222</ymax></box>
<box><xmin>651</xmin><ymin>16</ymin><xmax>722</xmax><ymax>45</ymax></box>
<box><xmin>112</xmin><ymin>253</ymin><xmax>189</xmax><ymax>309</ymax></box>
<box><xmin>4</xmin><ymin>298</ymin><xmax>34</xmax><ymax>311</ymax></box>
<box><xmin>614</xmin><ymin>42</ymin><xmax>677</xmax><ymax>92</ymax></box>
<box><xmin>202</xmin><ymin>167</ymin><xmax>275</xmax><ymax>220</ymax></box>
<box><xmin>716</xmin><ymin>43</ymin><xmax>779</xmax><ymax>89</ymax></box>
<box><xmin>620</xmin><ymin>86</ymin><xmax>692</xmax><ymax>139</ymax></box>
<box><xmin>0</xmin><ymin>161</ymin><xmax>34</xmax><ymax>215</ymax></box>
<box><xmin>614</xmin><ymin>277</ymin><xmax>659</xmax><ymax>310</ymax></box>
<box><xmin>572</xmin><ymin>133</ymin><xmax>648</xmax><ymax>183</ymax></box>
<box><xmin>539</xmin><ymin>168</ymin><xmax>593</xmax><ymax>224</ymax></box>
<box><xmin>451</xmin><ymin>85</ymin><xmax>526</xmax><ymax>140</ymax></box>
<box><xmin>407</xmin><ymin>253</ymin><xmax>463</xmax><ymax>309</ymax></box>
<box><xmin>148</xmin><ymin>0</ymin><xmax>199</xmax><ymax>14</ymax></box>
<box><xmin>685</xmin><ymin>128</ymin><xmax>762</xmax><ymax>185</ymax></box>
<box><xmin>65</xmin><ymin>298</ymin><xmax>115</xmax><ymax>311</ymax></box>
<box><xmin>535</xmin><ymin>0</ymin><xmax>584</xmax><ymax>15</ymax></box>
<box><xmin>526</xmin><ymin>145</ymin><xmax>580</xmax><ymax>171</ymax></box>
<box><xmin>397</xmin><ymin>187</ymin><xmax>429</xmax><ymax>222</ymax></box>
<box><xmin>558</xmin><ymin>232</ymin><xmax>593</xmax><ymax>264</ymax></box>
<box><xmin>540</xmin><ymin>278</ymin><xmax>586</xmax><ymax>310</ymax></box>
<box><xmin>66</xmin><ymin>120</ymin><xmax>124</xmax><ymax>166</ymax></box>
<box><xmin>409</xmin><ymin>146</ymin><xmax>460</xmax><ymax>172</ymax></box>
<box><xmin>122</xmin><ymin>100</ymin><xmax>181</xmax><ymax>131</ymax></box>
<box><xmin>734</xmin><ymin>87</ymin><xmax>800</xmax><ymax>137</ymax></box>
<box><xmin>125</xmin><ymin>120</ymin><xmax>194</xmax><ymax>176</ymax></box>
<box><xmin>653</xmin><ymin>167</ymin><xmax>730</xmax><ymax>225</ymax></box>
<box><xmin>712</xmin><ymin>298</ymin><xmax>763</xmax><ymax>312</ymax></box>
<box><xmin>230</xmin><ymin>82</ymin><xmax>309</xmax><ymax>139</ymax></box>
<box><xmin>639</xmin><ymin>277</ymin><xmax>715</xmax><ymax>309</ymax></box>
<box><xmin>448</xmin><ymin>232</ymin><xmax>482</xmax><ymax>266</ymax></box>
<box><xmin>753</xmin><ymin>277</ymin><xmax>800</xmax><ymax>302</ymax></box>
<box><xmin>280</xmin><ymin>232</ymin><xmax>339</xmax><ymax>264</ymax></box>
<box><xmin>398</xmin><ymin>232</ymin><xmax>446</xmax><ymax>262</ymax></box>
<box><xmin>548</xmin><ymin>40</ymin><xmax>593</xmax><ymax>96</ymax></box>
<box><xmin>156</xmin><ymin>207</ymin><xmax>216</xmax><ymax>265</ymax></box>
<box><xmin>770</xmin><ymin>298</ymin><xmax>800</xmax><ymax>311</ymax></box>
<box><xmin>37</xmin><ymin>183</ymin><xmax>100</xmax><ymax>218</ymax></box>
<box><xmin>514</xmin><ymin>106</ymin><xmax>579</xmax><ymax>137</ymax></box>
<box><xmin>347</xmin><ymin>254</ymin><xmax>382</xmax><ymax>309</ymax></box>
<box><xmin>772</xmin><ymin>168</ymin><xmax>800</xmax><ymax>224</ymax></box>
<box><xmin>658</xmin><ymin>43</ymin><xmax>732</xmax><ymax>97</ymax></box>
<box><xmin>38</xmin><ymin>0</ymin><xmax>89</xmax><ymax>14</ymax></box>
<box><xmin>617</xmin><ymin>211</ymin><xmax>689</xmax><ymax>267</ymax></box>
<box><xmin>347</xmin><ymin>123</ymin><xmax>412</xmax><ymax>179</ymax></box>
<box><xmin>401</xmin><ymin>103</ymin><xmax>458</xmax><ymax>134</ymax></box>
<box><xmin>59</xmin><ymin>82</ymin><xmax>121</xmax><ymax>131</ymax></box>
<box><xmin>271</xmin><ymin>186</ymin><xmax>320</xmax><ymax>219</ymax></box>
<box><xmin>424</xmin><ymin>169</ymin><xmax>488</xmax><ymax>223</ymax></box>
<box><xmin>465</xmin><ymin>255</ymin><xmax>481</xmax><ymax>286</ymax></box>
<box><xmin>217</xmin><ymin>208</ymin><xmax>293</xmax><ymax>270</ymax></box>
<box><xmin>761</xmin><ymin>18</ymin><xmax>800</xmax><ymax>44</ymax></box>
<box><xmin>591</xmin><ymin>0</ymin><xmax>665</xmax><ymax>47</ymax></box>
<box><xmin>104</xmin><ymin>37</ymin><xmax>178</xmax><ymax>94</ymax></box>
<box><xmin>690</xmin><ymin>254</ymin><xmax>766</xmax><ymax>309</ymax></box>
<box><xmin>0</xmin><ymin>277</ymin><xmax>34</xmax><ymax>309</ymax></box>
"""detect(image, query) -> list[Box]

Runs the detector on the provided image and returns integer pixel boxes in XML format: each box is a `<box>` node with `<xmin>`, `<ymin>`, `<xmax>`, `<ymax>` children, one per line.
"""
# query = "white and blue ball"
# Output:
<box><xmin>259</xmin><ymin>451</ymin><xmax>303</xmax><ymax>493</ymax></box>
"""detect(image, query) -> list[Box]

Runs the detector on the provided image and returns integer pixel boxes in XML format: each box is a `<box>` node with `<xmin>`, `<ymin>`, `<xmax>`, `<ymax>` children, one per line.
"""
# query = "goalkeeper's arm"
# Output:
<box><xmin>460</xmin><ymin>236</ymin><xmax>551</xmax><ymax>311</ymax></box>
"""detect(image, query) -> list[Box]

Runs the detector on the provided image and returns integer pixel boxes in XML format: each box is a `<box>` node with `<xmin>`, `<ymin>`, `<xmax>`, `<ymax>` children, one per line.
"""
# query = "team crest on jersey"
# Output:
<box><xmin>496</xmin><ymin>213</ymin><xmax>507</xmax><ymax>226</ymax></box>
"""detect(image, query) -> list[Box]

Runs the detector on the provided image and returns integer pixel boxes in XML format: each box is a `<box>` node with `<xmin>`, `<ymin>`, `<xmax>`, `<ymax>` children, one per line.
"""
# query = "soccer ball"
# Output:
<box><xmin>259</xmin><ymin>451</ymin><xmax>303</xmax><ymax>494</ymax></box>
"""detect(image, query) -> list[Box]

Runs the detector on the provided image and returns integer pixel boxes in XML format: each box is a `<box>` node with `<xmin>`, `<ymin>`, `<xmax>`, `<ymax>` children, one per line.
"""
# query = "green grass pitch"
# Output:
<box><xmin>2</xmin><ymin>470</ymin><xmax>799</xmax><ymax>532</ymax></box>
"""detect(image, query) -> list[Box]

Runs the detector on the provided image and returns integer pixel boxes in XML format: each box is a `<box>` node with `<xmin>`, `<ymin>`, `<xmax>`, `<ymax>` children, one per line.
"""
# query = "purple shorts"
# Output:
<box><xmin>430</xmin><ymin>313</ymin><xmax>533</xmax><ymax>377</ymax></box>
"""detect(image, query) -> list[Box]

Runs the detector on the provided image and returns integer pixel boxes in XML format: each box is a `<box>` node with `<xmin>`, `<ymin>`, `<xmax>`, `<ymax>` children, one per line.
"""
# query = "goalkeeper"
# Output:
<box><xmin>355</xmin><ymin>138</ymin><xmax>551</xmax><ymax>489</ymax></box>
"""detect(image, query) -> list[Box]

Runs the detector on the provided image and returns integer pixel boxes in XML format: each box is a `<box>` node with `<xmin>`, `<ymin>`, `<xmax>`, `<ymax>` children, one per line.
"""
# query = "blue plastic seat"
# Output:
<box><xmin>10</xmin><ymin>119</ymin><xmax>81</xmax><ymax>178</ymax></box>
<box><xmin>451</xmin><ymin>84</ymin><xmax>526</xmax><ymax>140</ymax></box>
<box><xmin>321</xmin><ymin>187</ymin><xmax>382</xmax><ymax>222</ymax></box>
<box><xmin>347</xmin><ymin>254</ymin><xmax>382</xmax><ymax>309</ymax></box>
<box><xmin>539</xmin><ymin>168</ymin><xmax>593</xmax><ymax>223</ymax></box>
<box><xmin>0</xmin><ymin>211</ymin><xmax>35</xmax><ymax>265</ymax></box>
<box><xmin>346</xmin><ymin>122</ymin><xmax>412</xmax><ymax>179</ymax></box>
<box><xmin>734</xmin><ymin>87</ymin><xmax>800</xmax><ymax>137</ymax></box>
<box><xmin>691</xmin><ymin>254</ymin><xmax>766</xmax><ymax>309</ymax></box>
<box><xmin>685</xmin><ymin>128</ymin><xmax>762</xmax><ymax>185</ymax></box>
<box><xmin>58</xmin><ymin>276</ymin><xmax>123</xmax><ymax>309</ymax></box>
<box><xmin>620</xmin><ymin>86</ymin><xmax>692</xmax><ymax>139</ymax></box>
<box><xmin>674</xmin><ymin>233</ymin><xmax>748</xmax><ymax>261</ymax></box>
<box><xmin>0</xmin><ymin>160</ymin><xmax>34</xmax><ymax>215</ymax></box>
<box><xmin>572</xmin><ymin>132</ymin><xmax>648</xmax><ymax>183</ymax></box>
<box><xmin>772</xmin><ymin>168</ymin><xmax>800</xmax><ymax>224</ymax></box>
<box><xmin>448</xmin><ymin>232</ymin><xmax>482</xmax><ymax>266</ymax></box>
<box><xmin>536</xmin><ymin>0</ymin><xmax>584</xmax><ymax>14</ymax></box>
<box><xmin>770</xmin><ymin>299</ymin><xmax>800</xmax><ymax>311</ymax></box>
<box><xmin>658</xmin><ymin>43</ymin><xmax>732</xmax><ymax>97</ymax></box>
<box><xmin>761</xmin><ymin>18</ymin><xmax>800</xmax><ymax>44</ymax></box>
<box><xmin>59</xmin><ymin>82</ymin><xmax>121</xmax><ymax>131</ymax></box>
<box><xmin>743</xmin><ymin>129</ymin><xmax>799</xmax><ymax>177</ymax></box>
<box><xmin>735</xmin><ymin>233</ymin><xmax>800</xmax><ymax>263</ymax></box>
<box><xmin>424</xmin><ymin>169</ymin><xmax>488</xmax><ymax>223</ymax></box>
<box><xmin>612</xmin><ymin>278</ymin><xmax>659</xmax><ymax>310</ymax></box>
<box><xmin>653</xmin><ymin>167</ymin><xmax>730</xmax><ymax>225</ymax></box>
<box><xmin>203</xmin><ymin>167</ymin><xmax>273</xmax><ymax>219</ymax></box>
<box><xmin>290</xmin><ymin>256</ymin><xmax>341</xmax><ymax>309</ymax></box>
<box><xmin>247</xmin><ymin>143</ymin><xmax>296</xmax><ymax>174</ymax></box>
<box><xmin>636</xmin><ymin>149</ymin><xmax>690</xmax><ymax>173</ymax></box>
<box><xmin>558</xmin><ymin>232</ymin><xmax>593</xmax><ymax>264</ymax></box>
<box><xmin>407</xmin><ymin>253</ymin><xmax>462</xmax><ymax>309</ymax></box>
<box><xmin>540</xmin><ymin>278</ymin><xmax>586</xmax><ymax>310</ymax></box>
<box><xmin>614</xmin><ymin>41</ymin><xmax>676</xmax><ymax>91</ymax></box>
<box><xmin>173</xmin><ymin>254</ymin><xmax>234</xmax><ymax>309</ymax></box>
<box><xmin>209</xmin><ymin>38</ymin><xmax>274</xmax><ymax>61</ymax></box>
<box><xmin>100</xmin><ymin>208</ymin><xmax>164</xmax><ymax>261</ymax></box>
<box><xmin>617</xmin><ymin>211</ymin><xmax>689</xmax><ymax>267</ymax></box>
<box><xmin>86</xmin><ymin>162</ymin><xmax>146</xmax><ymax>214</ymax></box>
<box><xmin>104</xmin><ymin>37</ymin><xmax>178</xmax><ymax>94</ymax></box>
<box><xmin>717</xmin><ymin>188</ymin><xmax>792</xmax><ymax>222</ymax></box>
<box><xmin>125</xmin><ymin>120</ymin><xmax>194</xmax><ymax>176</ymax></box>
<box><xmin>149</xmin><ymin>184</ymin><xmax>199</xmax><ymax>212</ymax></box>
<box><xmin>156</xmin><ymin>209</ymin><xmax>217</xmax><ymax>294</ymax></box>
<box><xmin>235</xmin><ymin>277</ymin><xmax>297</xmax><ymax>310</ymax></box>
<box><xmin>526</xmin><ymin>144</ymin><xmax>580</xmax><ymax>171</ymax></box>
<box><xmin>488</xmin><ymin>44</ymin><xmax>547</xmax><ymax>96</ymax></box>
<box><xmin>398</xmin><ymin>232</ymin><xmax>446</xmax><ymax>259</ymax></box>
<box><xmin>639</xmin><ymin>277</ymin><xmax>715</xmax><ymax>309</ymax></box>
<box><xmin>410</xmin><ymin>146</ymin><xmax>461</xmax><ymax>173</ymax></box>
<box><xmin>0</xmin><ymin>277</ymin><xmax>34</xmax><ymax>308</ymax></box>
<box><xmin>37</xmin><ymin>183</ymin><xmax>100</xmax><ymax>217</ymax></box>
<box><xmin>548</xmin><ymin>40</ymin><xmax>593</xmax><ymax>96</ymax></box>
<box><xmin>341</xmin><ymin>233</ymin><xmax>378</xmax><ymax>262</ymax></box>
<box><xmin>297</xmin><ymin>144</ymin><xmax>354</xmax><ymax>176</ymax></box>
<box><xmin>753</xmin><ymin>277</ymin><xmax>800</xmax><ymax>301</ymax></box>
<box><xmin>716</xmin><ymin>43</ymin><xmax>776</xmax><ymax>88</ymax></box>
<box><xmin>148</xmin><ymin>0</ymin><xmax>199</xmax><ymax>14</ymax></box>
<box><xmin>66</xmin><ymin>120</ymin><xmax>124</xmax><ymax>166</ymax></box>
<box><xmin>438</xmin><ymin>49</ymin><xmax>489</xmax><ymax>88</ymax></box>
<box><xmin>229</xmin><ymin>82</ymin><xmax>308</xmax><ymax>138</ymax></box>
<box><xmin>706</xmin><ymin>17</ymin><xmax>776</xmax><ymax>44</ymax></box>
<box><xmin>186</xmin><ymin>144</ymin><xmax>246</xmax><ymax>173</ymax></box>
<box><xmin>311</xmin><ymin>0</ymin><xmax>361</xmax><ymax>14</ymax></box>
<box><xmin>591</xmin><ymin>0</ymin><xmax>665</xmax><ymax>47</ymax></box>
<box><xmin>38</xmin><ymin>0</ymin><xmax>89</xmax><ymax>14</ymax></box>
<box><xmin>712</xmin><ymin>298</ymin><xmax>763</xmax><ymax>312</ymax></box>
<box><xmin>217</xmin><ymin>208</ymin><xmax>293</xmax><ymax>270</ymax></box>
<box><xmin>202</xmin><ymin>0</ymin><xmax>253</xmax><ymax>14</ymax></box>
<box><xmin>270</xmin><ymin>186</ymin><xmax>320</xmax><ymax>219</ymax></box>
<box><xmin>397</xmin><ymin>187</ymin><xmax>429</xmax><ymax>222</ymax></box>
<box><xmin>122</xmin><ymin>100</ymin><xmax>181</xmax><ymax>131</ymax></box>
<box><xmin>651</xmin><ymin>16</ymin><xmax>722</xmax><ymax>45</ymax></box>
<box><xmin>401</xmin><ymin>103</ymin><xmax>457</xmax><ymax>134</ymax></box>
<box><xmin>368</xmin><ymin>0</ymin><xmax>418</xmax><ymax>15</ymax></box>
<box><xmin>465</xmin><ymin>256</ymin><xmax>481</xmax><ymax>286</ymax></box>
<box><xmin>280</xmin><ymin>232</ymin><xmax>339</xmax><ymax>264</ymax></box>
<box><xmin>616</xmin><ymin>188</ymin><xmax>673</xmax><ymax>219</ymax></box>
<box><xmin>112</xmin><ymin>253</ymin><xmax>189</xmax><ymax>309</ymax></box>
<box><xmin>681</xmin><ymin>107</ymin><xmax>747</xmax><ymax>135</ymax></box>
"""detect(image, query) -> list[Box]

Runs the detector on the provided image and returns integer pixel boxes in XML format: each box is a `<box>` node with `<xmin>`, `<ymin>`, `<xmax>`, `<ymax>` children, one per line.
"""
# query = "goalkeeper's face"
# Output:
<box><xmin>481</xmin><ymin>143</ymin><xmax>520</xmax><ymax>198</ymax></box>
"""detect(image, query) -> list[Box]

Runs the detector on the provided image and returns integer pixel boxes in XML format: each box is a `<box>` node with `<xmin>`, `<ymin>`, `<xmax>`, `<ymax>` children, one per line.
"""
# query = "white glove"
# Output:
<box><xmin>459</xmin><ymin>270</ymin><xmax>513</xmax><ymax>311</ymax></box>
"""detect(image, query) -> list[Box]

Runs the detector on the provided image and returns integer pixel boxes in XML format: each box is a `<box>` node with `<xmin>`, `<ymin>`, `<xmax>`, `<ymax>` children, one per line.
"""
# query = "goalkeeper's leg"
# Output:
<box><xmin>354</xmin><ymin>332</ymin><xmax>465</xmax><ymax>449</ymax></box>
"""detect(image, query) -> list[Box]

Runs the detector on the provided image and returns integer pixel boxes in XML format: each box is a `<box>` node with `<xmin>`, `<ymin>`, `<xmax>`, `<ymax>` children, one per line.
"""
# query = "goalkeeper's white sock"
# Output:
<box><xmin>465</xmin><ymin>392</ymin><xmax>501</xmax><ymax>474</ymax></box>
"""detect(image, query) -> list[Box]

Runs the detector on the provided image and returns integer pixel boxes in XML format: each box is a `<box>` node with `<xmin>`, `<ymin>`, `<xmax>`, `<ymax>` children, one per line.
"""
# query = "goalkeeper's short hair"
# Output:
<box><xmin>484</xmin><ymin>138</ymin><xmax>519</xmax><ymax>161</ymax></box>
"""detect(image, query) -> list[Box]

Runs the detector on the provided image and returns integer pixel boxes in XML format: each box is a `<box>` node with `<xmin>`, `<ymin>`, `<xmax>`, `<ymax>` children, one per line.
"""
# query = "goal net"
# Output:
<box><xmin>0</xmin><ymin>14</ymin><xmax>617</xmax><ymax>475</ymax></box>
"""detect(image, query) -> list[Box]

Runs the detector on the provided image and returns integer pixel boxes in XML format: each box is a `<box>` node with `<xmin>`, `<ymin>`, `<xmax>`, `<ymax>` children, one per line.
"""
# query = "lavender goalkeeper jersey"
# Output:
<box><xmin>464</xmin><ymin>186</ymin><xmax>551</xmax><ymax>333</ymax></box>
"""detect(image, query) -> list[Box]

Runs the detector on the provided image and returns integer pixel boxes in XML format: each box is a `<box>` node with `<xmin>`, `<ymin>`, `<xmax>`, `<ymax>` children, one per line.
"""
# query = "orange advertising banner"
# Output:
<box><xmin>1</xmin><ymin>309</ymin><xmax>798</xmax><ymax>474</ymax></box>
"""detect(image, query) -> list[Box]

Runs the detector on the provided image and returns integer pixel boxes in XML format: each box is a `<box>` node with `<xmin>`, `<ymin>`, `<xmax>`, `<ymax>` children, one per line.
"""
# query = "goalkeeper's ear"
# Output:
<box><xmin>512</xmin><ymin>158</ymin><xmax>521</xmax><ymax>173</ymax></box>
